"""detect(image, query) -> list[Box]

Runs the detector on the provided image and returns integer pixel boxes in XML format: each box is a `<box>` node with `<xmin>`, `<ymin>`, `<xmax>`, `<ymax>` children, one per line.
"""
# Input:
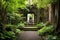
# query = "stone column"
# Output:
<box><xmin>48</xmin><ymin>4</ymin><xmax>52</xmax><ymax>23</ymax></box>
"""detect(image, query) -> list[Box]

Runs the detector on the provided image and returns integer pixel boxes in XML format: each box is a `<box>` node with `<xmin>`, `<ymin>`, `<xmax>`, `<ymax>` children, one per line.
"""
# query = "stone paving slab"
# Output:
<box><xmin>17</xmin><ymin>31</ymin><xmax>41</xmax><ymax>40</ymax></box>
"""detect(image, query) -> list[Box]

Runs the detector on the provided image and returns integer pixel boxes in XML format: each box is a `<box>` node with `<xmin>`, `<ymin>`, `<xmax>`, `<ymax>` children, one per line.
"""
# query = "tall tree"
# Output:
<box><xmin>56</xmin><ymin>0</ymin><xmax>60</xmax><ymax>35</ymax></box>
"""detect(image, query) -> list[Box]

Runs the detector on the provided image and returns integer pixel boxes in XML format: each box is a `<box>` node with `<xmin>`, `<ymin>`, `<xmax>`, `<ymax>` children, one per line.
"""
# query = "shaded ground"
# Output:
<box><xmin>17</xmin><ymin>31</ymin><xmax>41</xmax><ymax>40</ymax></box>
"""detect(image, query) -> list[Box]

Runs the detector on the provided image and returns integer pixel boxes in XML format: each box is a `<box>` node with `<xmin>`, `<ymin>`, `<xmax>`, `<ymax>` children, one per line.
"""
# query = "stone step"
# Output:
<box><xmin>25</xmin><ymin>24</ymin><xmax>36</xmax><ymax>27</ymax></box>
<box><xmin>19</xmin><ymin>27</ymin><xmax>40</xmax><ymax>31</ymax></box>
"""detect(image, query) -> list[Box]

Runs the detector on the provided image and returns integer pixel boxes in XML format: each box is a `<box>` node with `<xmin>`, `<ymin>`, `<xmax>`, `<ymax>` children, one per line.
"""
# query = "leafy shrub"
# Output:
<box><xmin>5</xmin><ymin>24</ymin><xmax>18</xmax><ymax>31</ymax></box>
<box><xmin>16</xmin><ymin>29</ymin><xmax>21</xmax><ymax>33</ymax></box>
<box><xmin>24</xmin><ymin>22</ymin><xmax>27</xmax><ymax>25</ymax></box>
<box><xmin>18</xmin><ymin>22</ymin><xmax>25</xmax><ymax>28</ymax></box>
<box><xmin>36</xmin><ymin>22</ymin><xmax>46</xmax><ymax>28</ymax></box>
<box><xmin>0</xmin><ymin>33</ymin><xmax>5</xmax><ymax>39</ymax></box>
<box><xmin>0</xmin><ymin>31</ymin><xmax>16</xmax><ymax>40</ymax></box>
<box><xmin>3</xmin><ymin>24</ymin><xmax>21</xmax><ymax>40</ymax></box>
<box><xmin>5</xmin><ymin>31</ymin><xmax>15</xmax><ymax>39</ymax></box>
<box><xmin>38</xmin><ymin>25</ymin><xmax>54</xmax><ymax>36</ymax></box>
<box><xmin>7</xmin><ymin>13</ymin><xmax>24</xmax><ymax>24</ymax></box>
<box><xmin>46</xmin><ymin>35</ymin><xmax>57</xmax><ymax>40</ymax></box>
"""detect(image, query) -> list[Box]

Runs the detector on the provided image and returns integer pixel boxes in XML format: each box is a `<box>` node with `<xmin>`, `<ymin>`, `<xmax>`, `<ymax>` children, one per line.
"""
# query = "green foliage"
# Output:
<box><xmin>36</xmin><ymin>22</ymin><xmax>46</xmax><ymax>28</ymax></box>
<box><xmin>0</xmin><ymin>33</ymin><xmax>5</xmax><ymax>39</ymax></box>
<box><xmin>5</xmin><ymin>31</ymin><xmax>15</xmax><ymax>38</ymax></box>
<box><xmin>0</xmin><ymin>24</ymin><xmax>21</xmax><ymax>40</ymax></box>
<box><xmin>38</xmin><ymin>25</ymin><xmax>54</xmax><ymax>36</ymax></box>
<box><xmin>6</xmin><ymin>12</ymin><xmax>25</xmax><ymax>31</ymax></box>
<box><xmin>18</xmin><ymin>22</ymin><xmax>25</xmax><ymax>28</ymax></box>
<box><xmin>16</xmin><ymin>29</ymin><xmax>21</xmax><ymax>33</ymax></box>
<box><xmin>7</xmin><ymin>13</ymin><xmax>25</xmax><ymax>28</ymax></box>
<box><xmin>5</xmin><ymin>24</ymin><xmax>18</xmax><ymax>31</ymax></box>
<box><xmin>0</xmin><ymin>23</ymin><xmax>22</xmax><ymax>40</ymax></box>
<box><xmin>0</xmin><ymin>0</ymin><xmax>26</xmax><ymax>13</ymax></box>
<box><xmin>26</xmin><ymin>0</ymin><xmax>58</xmax><ymax>8</ymax></box>
<box><xmin>0</xmin><ymin>0</ymin><xmax>26</xmax><ymax>40</ymax></box>
<box><xmin>37</xmin><ymin>0</ymin><xmax>49</xmax><ymax>8</ymax></box>
<box><xmin>36</xmin><ymin>0</ymin><xmax>58</xmax><ymax>8</ymax></box>
<box><xmin>7</xmin><ymin>13</ymin><xmax>24</xmax><ymax>24</ymax></box>
<box><xmin>0</xmin><ymin>31</ymin><xmax>16</xmax><ymax>40</ymax></box>
<box><xmin>46</xmin><ymin>35</ymin><xmax>57</xmax><ymax>40</ymax></box>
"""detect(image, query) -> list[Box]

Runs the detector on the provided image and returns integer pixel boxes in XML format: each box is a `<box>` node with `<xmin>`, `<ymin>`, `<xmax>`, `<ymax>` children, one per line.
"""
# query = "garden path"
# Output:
<box><xmin>17</xmin><ymin>31</ymin><xmax>41</xmax><ymax>40</ymax></box>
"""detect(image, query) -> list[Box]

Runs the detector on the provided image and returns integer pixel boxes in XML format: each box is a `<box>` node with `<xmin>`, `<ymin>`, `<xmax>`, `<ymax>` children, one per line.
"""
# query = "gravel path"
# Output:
<box><xmin>18</xmin><ymin>31</ymin><xmax>41</xmax><ymax>40</ymax></box>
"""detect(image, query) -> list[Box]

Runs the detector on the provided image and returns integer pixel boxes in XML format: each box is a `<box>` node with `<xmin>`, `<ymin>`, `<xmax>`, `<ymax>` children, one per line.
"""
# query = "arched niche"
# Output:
<box><xmin>27</xmin><ymin>13</ymin><xmax>34</xmax><ymax>24</ymax></box>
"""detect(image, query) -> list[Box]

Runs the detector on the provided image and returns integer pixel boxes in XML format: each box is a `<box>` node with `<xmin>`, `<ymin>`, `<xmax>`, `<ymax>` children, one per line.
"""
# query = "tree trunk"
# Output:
<box><xmin>51</xmin><ymin>4</ymin><xmax>55</xmax><ymax>24</ymax></box>
<box><xmin>56</xmin><ymin>1</ymin><xmax>60</xmax><ymax>35</ymax></box>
